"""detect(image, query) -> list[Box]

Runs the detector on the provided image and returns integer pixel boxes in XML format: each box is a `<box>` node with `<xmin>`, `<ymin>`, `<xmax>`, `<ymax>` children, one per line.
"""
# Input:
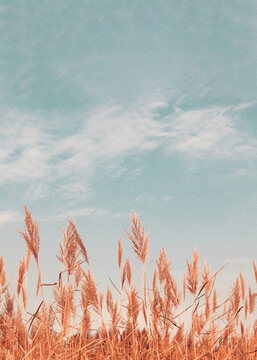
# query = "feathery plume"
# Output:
<box><xmin>118</xmin><ymin>237</ymin><xmax>123</xmax><ymax>270</ymax></box>
<box><xmin>185</xmin><ymin>248</ymin><xmax>199</xmax><ymax>295</ymax></box>
<box><xmin>70</xmin><ymin>219</ymin><xmax>89</xmax><ymax>264</ymax></box>
<box><xmin>18</xmin><ymin>206</ymin><xmax>40</xmax><ymax>263</ymax></box>
<box><xmin>253</xmin><ymin>260</ymin><xmax>257</xmax><ymax>284</ymax></box>
<box><xmin>17</xmin><ymin>256</ymin><xmax>26</xmax><ymax>298</ymax></box>
<box><xmin>126</xmin><ymin>212</ymin><xmax>149</xmax><ymax>264</ymax></box>
<box><xmin>239</xmin><ymin>271</ymin><xmax>245</xmax><ymax>302</ymax></box>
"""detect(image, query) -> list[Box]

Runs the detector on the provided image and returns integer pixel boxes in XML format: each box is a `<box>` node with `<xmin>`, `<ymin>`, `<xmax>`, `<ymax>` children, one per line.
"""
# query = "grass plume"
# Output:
<box><xmin>0</xmin><ymin>207</ymin><xmax>255</xmax><ymax>359</ymax></box>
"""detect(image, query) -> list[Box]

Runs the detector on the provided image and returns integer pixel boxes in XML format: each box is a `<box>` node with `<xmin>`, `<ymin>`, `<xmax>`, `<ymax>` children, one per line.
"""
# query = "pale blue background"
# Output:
<box><xmin>0</xmin><ymin>1</ymin><xmax>257</xmax><ymax>295</ymax></box>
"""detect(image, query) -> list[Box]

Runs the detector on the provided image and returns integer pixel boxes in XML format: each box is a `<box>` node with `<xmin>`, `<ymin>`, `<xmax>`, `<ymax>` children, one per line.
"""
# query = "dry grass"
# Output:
<box><xmin>0</xmin><ymin>206</ymin><xmax>256</xmax><ymax>359</ymax></box>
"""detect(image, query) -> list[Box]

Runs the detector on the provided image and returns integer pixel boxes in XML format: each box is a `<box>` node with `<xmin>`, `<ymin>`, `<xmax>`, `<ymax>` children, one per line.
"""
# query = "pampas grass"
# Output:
<box><xmin>0</xmin><ymin>206</ymin><xmax>256</xmax><ymax>359</ymax></box>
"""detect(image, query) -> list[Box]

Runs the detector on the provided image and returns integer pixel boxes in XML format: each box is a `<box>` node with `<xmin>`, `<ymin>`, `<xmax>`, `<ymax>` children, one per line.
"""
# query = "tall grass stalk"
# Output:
<box><xmin>0</xmin><ymin>206</ymin><xmax>256</xmax><ymax>359</ymax></box>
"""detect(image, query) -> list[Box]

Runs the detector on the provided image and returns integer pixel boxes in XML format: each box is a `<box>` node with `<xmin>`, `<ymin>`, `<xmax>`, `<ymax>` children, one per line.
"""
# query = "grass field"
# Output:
<box><xmin>0</xmin><ymin>206</ymin><xmax>256</xmax><ymax>359</ymax></box>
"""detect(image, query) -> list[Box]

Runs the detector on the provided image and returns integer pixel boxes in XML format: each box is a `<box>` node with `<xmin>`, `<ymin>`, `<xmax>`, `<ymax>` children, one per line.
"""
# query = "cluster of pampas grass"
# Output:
<box><xmin>0</xmin><ymin>206</ymin><xmax>256</xmax><ymax>359</ymax></box>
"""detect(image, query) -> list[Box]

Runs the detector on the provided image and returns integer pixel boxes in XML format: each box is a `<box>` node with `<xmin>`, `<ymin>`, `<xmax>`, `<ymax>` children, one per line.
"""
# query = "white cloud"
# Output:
<box><xmin>0</xmin><ymin>101</ymin><xmax>256</xmax><ymax>199</ymax></box>
<box><xmin>165</xmin><ymin>105</ymin><xmax>257</xmax><ymax>158</ymax></box>
<box><xmin>44</xmin><ymin>207</ymin><xmax>127</xmax><ymax>222</ymax></box>
<box><xmin>0</xmin><ymin>104</ymin><xmax>166</xmax><ymax>202</ymax></box>
<box><xmin>0</xmin><ymin>111</ymin><xmax>52</xmax><ymax>183</ymax></box>
<box><xmin>110</xmin><ymin>165</ymin><xmax>144</xmax><ymax>180</ymax></box>
<box><xmin>55</xmin><ymin>182</ymin><xmax>91</xmax><ymax>201</ymax></box>
<box><xmin>22</xmin><ymin>182</ymin><xmax>49</xmax><ymax>202</ymax></box>
<box><xmin>0</xmin><ymin>210</ymin><xmax>21</xmax><ymax>227</ymax></box>
<box><xmin>53</xmin><ymin>104</ymin><xmax>167</xmax><ymax>177</ymax></box>
<box><xmin>135</xmin><ymin>193</ymin><xmax>154</xmax><ymax>203</ymax></box>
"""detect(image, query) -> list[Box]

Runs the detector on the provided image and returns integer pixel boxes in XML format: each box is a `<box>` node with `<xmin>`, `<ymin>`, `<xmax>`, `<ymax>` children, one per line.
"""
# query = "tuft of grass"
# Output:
<box><xmin>0</xmin><ymin>206</ymin><xmax>256</xmax><ymax>359</ymax></box>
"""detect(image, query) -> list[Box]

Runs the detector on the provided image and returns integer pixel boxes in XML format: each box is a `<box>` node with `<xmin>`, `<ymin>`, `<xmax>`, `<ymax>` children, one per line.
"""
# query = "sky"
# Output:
<box><xmin>0</xmin><ymin>1</ymin><xmax>257</xmax><ymax>299</ymax></box>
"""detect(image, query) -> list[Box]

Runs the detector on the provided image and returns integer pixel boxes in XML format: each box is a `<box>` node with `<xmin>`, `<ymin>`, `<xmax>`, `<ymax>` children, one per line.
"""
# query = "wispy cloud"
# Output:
<box><xmin>43</xmin><ymin>207</ymin><xmax>127</xmax><ymax>222</ymax></box>
<box><xmin>135</xmin><ymin>193</ymin><xmax>154</xmax><ymax>203</ymax></box>
<box><xmin>55</xmin><ymin>182</ymin><xmax>91</xmax><ymax>201</ymax></box>
<box><xmin>0</xmin><ymin>110</ymin><xmax>52</xmax><ymax>184</ymax></box>
<box><xmin>0</xmin><ymin>103</ymin><xmax>167</xmax><ymax>201</ymax></box>
<box><xmin>22</xmin><ymin>182</ymin><xmax>49</xmax><ymax>202</ymax></box>
<box><xmin>0</xmin><ymin>210</ymin><xmax>22</xmax><ymax>227</ymax></box>
<box><xmin>165</xmin><ymin>105</ymin><xmax>257</xmax><ymax>158</ymax></box>
<box><xmin>1</xmin><ymin>101</ymin><xmax>256</xmax><ymax>202</ymax></box>
<box><xmin>53</xmin><ymin>104</ymin><xmax>167</xmax><ymax>177</ymax></box>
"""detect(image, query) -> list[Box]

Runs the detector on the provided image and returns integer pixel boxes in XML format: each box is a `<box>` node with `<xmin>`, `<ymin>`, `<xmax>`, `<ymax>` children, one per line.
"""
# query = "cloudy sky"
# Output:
<box><xmin>0</xmin><ymin>1</ymin><xmax>257</xmax><ymax>294</ymax></box>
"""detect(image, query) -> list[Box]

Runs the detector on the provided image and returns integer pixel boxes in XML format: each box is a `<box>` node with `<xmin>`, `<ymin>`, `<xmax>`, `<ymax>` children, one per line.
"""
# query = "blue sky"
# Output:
<box><xmin>0</xmin><ymin>1</ymin><xmax>257</xmax><ymax>295</ymax></box>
